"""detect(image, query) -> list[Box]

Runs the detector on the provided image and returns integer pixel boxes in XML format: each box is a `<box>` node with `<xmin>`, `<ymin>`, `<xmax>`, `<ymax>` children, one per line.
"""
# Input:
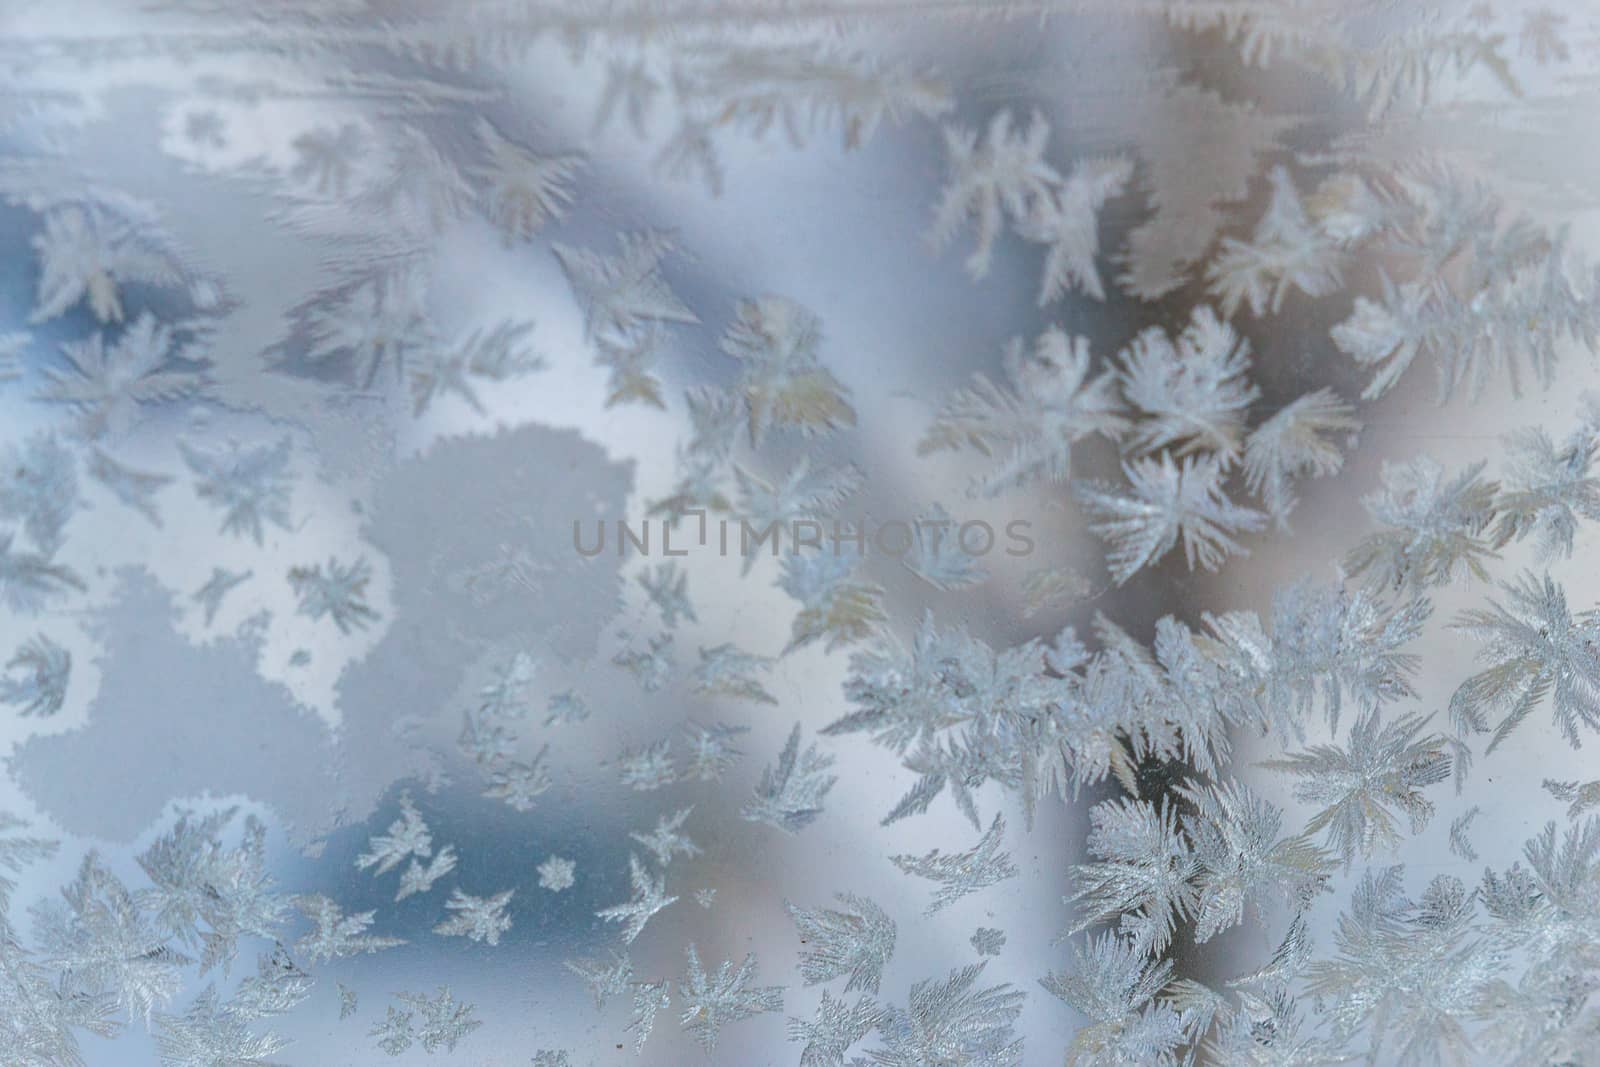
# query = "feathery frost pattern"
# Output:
<box><xmin>4</xmin><ymin>1</ymin><xmax>1600</xmax><ymax>1064</ymax></box>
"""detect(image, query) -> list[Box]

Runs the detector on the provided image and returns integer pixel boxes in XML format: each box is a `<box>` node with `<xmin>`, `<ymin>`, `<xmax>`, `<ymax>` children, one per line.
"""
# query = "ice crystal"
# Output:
<box><xmin>918</xmin><ymin>327</ymin><xmax>1125</xmax><ymax>497</ymax></box>
<box><xmin>33</xmin><ymin>853</ymin><xmax>190</xmax><ymax>1023</ymax></box>
<box><xmin>630</xmin><ymin>807</ymin><xmax>701</xmax><ymax>868</ymax></box>
<box><xmin>787</xmin><ymin>892</ymin><xmax>896</xmax><ymax>993</ymax></box>
<box><xmin>612</xmin><ymin>632</ymin><xmax>675</xmax><ymax>692</ymax></box>
<box><xmin>618</xmin><ymin>739</ymin><xmax>677</xmax><ymax>791</ymax></box>
<box><xmin>306</xmin><ymin>268</ymin><xmax>432</xmax><ymax>388</ymax></box>
<box><xmin>288</xmin><ymin>556</ymin><xmax>378</xmax><ymax>633</ymax></box>
<box><xmin>1176</xmin><ymin>779</ymin><xmax>1334</xmax><ymax>943</ymax></box>
<box><xmin>930</xmin><ymin>109</ymin><xmax>1060</xmax><ymax>278</ymax></box>
<box><xmin>565</xmin><ymin>951</ymin><xmax>633</xmax><ymax>1010</ymax></box>
<box><xmin>681</xmin><ymin>720</ymin><xmax>748</xmax><ymax>782</ymax></box>
<box><xmin>388</xmin><ymin>987</ymin><xmax>480</xmax><ymax>1055</ymax></box>
<box><xmin>677</xmin><ymin>944</ymin><xmax>785</xmax><ymax>1053</ymax></box>
<box><xmin>88</xmin><ymin>448</ymin><xmax>171</xmax><ymax>526</ymax></box>
<box><xmin>484</xmin><ymin>746</ymin><xmax>552</xmax><ymax>811</ymax></box>
<box><xmin>179</xmin><ymin>437</ymin><xmax>293</xmax><ymax>545</ymax></box>
<box><xmin>1450</xmin><ymin>571</ymin><xmax>1600</xmax><ymax>750</ymax></box>
<box><xmin>904</xmin><ymin>502</ymin><xmax>989</xmax><ymax>590</ymax></box>
<box><xmin>470</xmin><ymin>117</ymin><xmax>581</xmax><ymax>242</ymax></box>
<box><xmin>597</xmin><ymin>854</ymin><xmax>677</xmax><ymax>944</ymax></box>
<box><xmin>638</xmin><ymin>562</ymin><xmax>696</xmax><ymax>628</ymax></box>
<box><xmin>788</xmin><ymin>991</ymin><xmax>886</xmax><ymax>1067</ymax></box>
<box><xmin>153</xmin><ymin>986</ymin><xmax>290</xmax><ymax>1067</ymax></box>
<box><xmin>29</xmin><ymin>205</ymin><xmax>183</xmax><ymax>324</ymax></box>
<box><xmin>743</xmin><ymin>722</ymin><xmax>838</xmax><ymax>833</ymax></box>
<box><xmin>721</xmin><ymin>296</ymin><xmax>856</xmax><ymax>446</ymax></box>
<box><xmin>1042</xmin><ymin>933</ymin><xmax>1183</xmax><ymax>1067</ymax></box>
<box><xmin>407</xmin><ymin>320</ymin><xmax>543</xmax><ymax>415</ymax></box>
<box><xmin>1449</xmin><ymin>806</ymin><xmax>1483</xmax><ymax>862</ymax></box>
<box><xmin>1076</xmin><ymin>453</ymin><xmax>1266</xmax><ymax>584</ymax></box>
<box><xmin>1018</xmin><ymin>155</ymin><xmax>1133</xmax><ymax>304</ymax></box>
<box><xmin>1021</xmin><ymin>566</ymin><xmax>1093</xmax><ymax>618</ymax></box>
<box><xmin>0</xmin><ymin>532</ymin><xmax>84</xmax><ymax>613</ymax></box>
<box><xmin>356</xmin><ymin>792</ymin><xmax>433</xmax><ymax>877</ymax></box>
<box><xmin>1069</xmin><ymin>797</ymin><xmax>1199</xmax><ymax>957</ymax></box>
<box><xmin>595</xmin><ymin>329</ymin><xmax>666</xmax><ymax>409</ymax></box>
<box><xmin>891</xmin><ymin>813</ymin><xmax>1017</xmax><ymax>915</ymax></box>
<box><xmin>692</xmin><ymin>643</ymin><xmax>776</xmax><ymax>704</ymax></box>
<box><xmin>1263</xmin><ymin>711</ymin><xmax>1452</xmax><ymax>866</ymax></box>
<box><xmin>1492</xmin><ymin>426</ymin><xmax>1600</xmax><ymax>559</ymax></box>
<box><xmin>338</xmin><ymin>983</ymin><xmax>358</xmax><ymax>1021</ymax></box>
<box><xmin>544</xmin><ymin>690</ymin><xmax>589</xmax><ymax>727</ymax></box>
<box><xmin>734</xmin><ymin>458</ymin><xmax>862</xmax><ymax>534</ymax></box>
<box><xmin>1343</xmin><ymin>457</ymin><xmax>1499</xmax><ymax>591</ymax></box>
<box><xmin>1543</xmin><ymin>778</ymin><xmax>1600</xmax><ymax>819</ymax></box>
<box><xmin>228</xmin><ymin>945</ymin><xmax>311</xmax><ymax>1022</ymax></box>
<box><xmin>1242</xmin><ymin>388</ymin><xmax>1362</xmax><ymax>526</ymax></box>
<box><xmin>537</xmin><ymin>856</ymin><xmax>576</xmax><ymax>893</ymax></box>
<box><xmin>0</xmin><ymin>434</ymin><xmax>77</xmax><ymax>554</ymax></box>
<box><xmin>554</xmin><ymin>231</ymin><xmax>698</xmax><ymax>340</ymax></box>
<box><xmin>1208</xmin><ymin>166</ymin><xmax>1343</xmax><ymax>317</ymax></box>
<box><xmin>626</xmin><ymin>980</ymin><xmax>670</xmax><ymax>1053</ymax></box>
<box><xmin>872</xmin><ymin>962</ymin><xmax>1025</xmax><ymax>1067</ymax></box>
<box><xmin>136</xmin><ymin>810</ymin><xmax>285</xmax><ymax>975</ymax></box>
<box><xmin>779</xmin><ymin>548</ymin><xmax>888</xmax><ymax>653</ymax></box>
<box><xmin>291</xmin><ymin>895</ymin><xmax>405</xmax><ymax>964</ymax></box>
<box><xmin>533</xmin><ymin>1050</ymin><xmax>572</xmax><ymax>1067</ymax></box>
<box><xmin>2</xmin><ymin>634</ymin><xmax>71</xmax><ymax>718</ymax></box>
<box><xmin>44</xmin><ymin>314</ymin><xmax>204</xmax><ymax>438</ymax></box>
<box><xmin>432</xmin><ymin>889</ymin><xmax>514</xmax><ymax>946</ymax></box>
<box><xmin>1116</xmin><ymin>305</ymin><xmax>1259</xmax><ymax>461</ymax></box>
<box><xmin>971</xmin><ymin>928</ymin><xmax>1006</xmax><ymax>956</ymax></box>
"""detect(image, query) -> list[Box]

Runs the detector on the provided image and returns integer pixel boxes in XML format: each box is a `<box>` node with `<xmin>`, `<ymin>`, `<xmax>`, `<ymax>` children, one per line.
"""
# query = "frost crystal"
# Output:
<box><xmin>873</xmin><ymin>962</ymin><xmax>1025</xmax><ymax>1067</ymax></box>
<box><xmin>470</xmin><ymin>118</ymin><xmax>581</xmax><ymax>242</ymax></box>
<box><xmin>1449</xmin><ymin>571</ymin><xmax>1600</xmax><ymax>751</ymax></box>
<box><xmin>88</xmin><ymin>448</ymin><xmax>171</xmax><ymax>526</ymax></box>
<box><xmin>1344</xmin><ymin>457</ymin><xmax>1500</xmax><ymax>590</ymax></box>
<box><xmin>2</xmin><ymin>634</ymin><xmax>71</xmax><ymax>718</ymax></box>
<box><xmin>288</xmin><ymin>556</ymin><xmax>378</xmax><ymax>633</ymax></box>
<box><xmin>779</xmin><ymin>548</ymin><xmax>887</xmax><ymax>653</ymax></box>
<box><xmin>971</xmin><ymin>928</ymin><xmax>1006</xmax><ymax>956</ymax></box>
<box><xmin>786</xmin><ymin>892</ymin><xmax>896</xmax><ymax>993</ymax></box>
<box><xmin>692</xmin><ymin>643</ymin><xmax>777</xmax><ymax>704</ymax></box>
<box><xmin>554</xmin><ymin>231</ymin><xmax>698</xmax><ymax>340</ymax></box>
<box><xmin>537</xmin><ymin>856</ymin><xmax>576</xmax><ymax>893</ymax></box>
<box><xmin>44</xmin><ymin>315</ymin><xmax>203</xmax><ymax>438</ymax></box>
<box><xmin>565</xmin><ymin>951</ymin><xmax>633</xmax><ymax>1010</ymax></box>
<box><xmin>1208</xmin><ymin>165</ymin><xmax>1343</xmax><ymax>317</ymax></box>
<box><xmin>788</xmin><ymin>991</ymin><xmax>886</xmax><ymax>1067</ymax></box>
<box><xmin>918</xmin><ymin>328</ymin><xmax>1124</xmax><ymax>497</ymax></box>
<box><xmin>639</xmin><ymin>562</ymin><xmax>696</xmax><ymax>628</ymax></box>
<box><xmin>930</xmin><ymin>109</ymin><xmax>1060</xmax><ymax>278</ymax></box>
<box><xmin>291</xmin><ymin>895</ymin><xmax>405</xmax><ymax>964</ymax></box>
<box><xmin>1263</xmin><ymin>711</ymin><xmax>1452</xmax><ymax>866</ymax></box>
<box><xmin>1242</xmin><ymin>389</ymin><xmax>1361</xmax><ymax>525</ymax></box>
<box><xmin>356</xmin><ymin>793</ymin><xmax>433</xmax><ymax>877</ymax></box>
<box><xmin>0</xmin><ymin>434</ymin><xmax>78</xmax><ymax>554</ymax></box>
<box><xmin>179</xmin><ymin>437</ymin><xmax>293</xmax><ymax>545</ymax></box>
<box><xmin>891</xmin><ymin>813</ymin><xmax>1018</xmax><ymax>914</ymax></box>
<box><xmin>1116</xmin><ymin>305</ymin><xmax>1259</xmax><ymax>461</ymax></box>
<box><xmin>630</xmin><ymin>807</ymin><xmax>701</xmax><ymax>867</ymax></box>
<box><xmin>720</xmin><ymin>296</ymin><xmax>856</xmax><ymax>446</ymax></box>
<box><xmin>1076</xmin><ymin>453</ymin><xmax>1266</xmax><ymax>584</ymax></box>
<box><xmin>596</xmin><ymin>853</ymin><xmax>677</xmax><ymax>944</ymax></box>
<box><xmin>1043</xmin><ymin>933</ymin><xmax>1183</xmax><ymax>1067</ymax></box>
<box><xmin>743</xmin><ymin>722</ymin><xmax>838</xmax><ymax>833</ymax></box>
<box><xmin>678</xmin><ymin>944</ymin><xmax>785</xmax><ymax>1052</ymax></box>
<box><xmin>432</xmin><ymin>889</ymin><xmax>514</xmax><ymax>946</ymax></box>
<box><xmin>618</xmin><ymin>739</ymin><xmax>677</xmax><ymax>791</ymax></box>
<box><xmin>396</xmin><ymin>846</ymin><xmax>457</xmax><ymax>902</ymax></box>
